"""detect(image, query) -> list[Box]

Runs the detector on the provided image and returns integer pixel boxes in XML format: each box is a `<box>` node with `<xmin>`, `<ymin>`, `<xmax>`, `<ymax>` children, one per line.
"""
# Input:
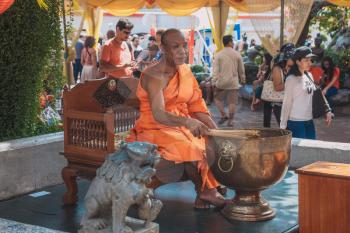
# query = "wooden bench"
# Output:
<box><xmin>61</xmin><ymin>78</ymin><xmax>140</xmax><ymax>205</ymax></box>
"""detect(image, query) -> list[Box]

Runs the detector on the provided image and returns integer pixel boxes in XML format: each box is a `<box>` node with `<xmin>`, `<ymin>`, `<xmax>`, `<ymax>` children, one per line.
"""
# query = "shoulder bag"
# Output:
<box><xmin>261</xmin><ymin>69</ymin><xmax>284</xmax><ymax>102</ymax></box>
<box><xmin>304</xmin><ymin>72</ymin><xmax>332</xmax><ymax>119</ymax></box>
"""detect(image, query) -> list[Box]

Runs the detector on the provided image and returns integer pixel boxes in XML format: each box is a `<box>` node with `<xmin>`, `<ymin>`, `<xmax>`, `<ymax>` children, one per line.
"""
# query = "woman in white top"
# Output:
<box><xmin>80</xmin><ymin>36</ymin><xmax>97</xmax><ymax>83</ymax></box>
<box><xmin>280</xmin><ymin>46</ymin><xmax>333</xmax><ymax>139</ymax></box>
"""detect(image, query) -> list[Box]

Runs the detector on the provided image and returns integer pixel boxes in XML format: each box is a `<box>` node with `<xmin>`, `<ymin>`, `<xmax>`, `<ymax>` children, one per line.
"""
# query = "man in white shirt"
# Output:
<box><xmin>212</xmin><ymin>35</ymin><xmax>246</xmax><ymax>127</ymax></box>
<box><xmin>131</xmin><ymin>35</ymin><xmax>143</xmax><ymax>60</ymax></box>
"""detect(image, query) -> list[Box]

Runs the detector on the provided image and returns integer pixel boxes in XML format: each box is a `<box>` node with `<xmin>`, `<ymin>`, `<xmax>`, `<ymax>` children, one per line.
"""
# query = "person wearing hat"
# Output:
<box><xmin>262</xmin><ymin>44</ymin><xmax>295</xmax><ymax>128</ymax></box>
<box><xmin>280</xmin><ymin>46</ymin><xmax>333</xmax><ymax>139</ymax></box>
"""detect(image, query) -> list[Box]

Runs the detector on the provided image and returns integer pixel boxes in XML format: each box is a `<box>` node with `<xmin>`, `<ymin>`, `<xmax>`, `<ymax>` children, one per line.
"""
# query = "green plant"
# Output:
<box><xmin>33</xmin><ymin>117</ymin><xmax>62</xmax><ymax>135</ymax></box>
<box><xmin>310</xmin><ymin>6</ymin><xmax>350</xmax><ymax>39</ymax></box>
<box><xmin>0</xmin><ymin>0</ymin><xmax>63</xmax><ymax>141</ymax></box>
<box><xmin>324</xmin><ymin>49</ymin><xmax>350</xmax><ymax>88</ymax></box>
<box><xmin>190</xmin><ymin>65</ymin><xmax>206</xmax><ymax>74</ymax></box>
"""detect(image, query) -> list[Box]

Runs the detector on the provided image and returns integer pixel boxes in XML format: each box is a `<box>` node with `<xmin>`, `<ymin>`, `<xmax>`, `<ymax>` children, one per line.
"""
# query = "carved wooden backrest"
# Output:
<box><xmin>63</xmin><ymin>78</ymin><xmax>139</xmax><ymax>162</ymax></box>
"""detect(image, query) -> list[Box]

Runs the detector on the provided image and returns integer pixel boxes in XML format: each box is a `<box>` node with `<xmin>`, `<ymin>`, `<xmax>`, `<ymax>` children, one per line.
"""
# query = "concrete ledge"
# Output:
<box><xmin>0</xmin><ymin>131</ymin><xmax>349</xmax><ymax>200</ymax></box>
<box><xmin>290</xmin><ymin>138</ymin><xmax>350</xmax><ymax>169</ymax></box>
<box><xmin>0</xmin><ymin>132</ymin><xmax>65</xmax><ymax>200</ymax></box>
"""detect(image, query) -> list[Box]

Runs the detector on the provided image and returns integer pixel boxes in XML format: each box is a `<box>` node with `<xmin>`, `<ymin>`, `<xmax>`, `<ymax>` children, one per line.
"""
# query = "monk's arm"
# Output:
<box><xmin>143</xmin><ymin>74</ymin><xmax>190</xmax><ymax>127</ymax></box>
<box><xmin>191</xmin><ymin>112</ymin><xmax>217</xmax><ymax>129</ymax></box>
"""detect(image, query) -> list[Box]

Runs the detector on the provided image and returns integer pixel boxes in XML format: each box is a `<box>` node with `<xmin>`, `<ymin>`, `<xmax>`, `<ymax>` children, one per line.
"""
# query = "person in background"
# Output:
<box><xmin>311</xmin><ymin>34</ymin><xmax>324</xmax><ymax>64</ymax></box>
<box><xmin>251</xmin><ymin>53</ymin><xmax>273</xmax><ymax>111</ymax></box>
<box><xmin>73</xmin><ymin>35</ymin><xmax>84</xmax><ymax>84</ymax></box>
<box><xmin>304</xmin><ymin>35</ymin><xmax>312</xmax><ymax>47</ymax></box>
<box><xmin>309</xmin><ymin>35</ymin><xmax>324</xmax><ymax>85</ymax></box>
<box><xmin>97</xmin><ymin>31</ymin><xmax>116</xmax><ymax>78</ymax></box>
<box><xmin>212</xmin><ymin>35</ymin><xmax>246</xmax><ymax>127</ymax></box>
<box><xmin>80</xmin><ymin>36</ymin><xmax>97</xmax><ymax>83</ymax></box>
<box><xmin>131</xmin><ymin>35</ymin><xmax>143</xmax><ymax>60</ymax></box>
<box><xmin>153</xmin><ymin>29</ymin><xmax>165</xmax><ymax>61</ymax></box>
<box><xmin>243</xmin><ymin>48</ymin><xmax>259</xmax><ymax>81</ymax></box>
<box><xmin>99</xmin><ymin>18</ymin><xmax>136</xmax><ymax>78</ymax></box>
<box><xmin>137</xmin><ymin>44</ymin><xmax>159</xmax><ymax>71</ymax></box>
<box><xmin>155</xmin><ymin>29</ymin><xmax>165</xmax><ymax>47</ymax></box>
<box><xmin>132</xmin><ymin>44</ymin><xmax>159</xmax><ymax>78</ymax></box>
<box><xmin>280</xmin><ymin>46</ymin><xmax>333</xmax><ymax>139</ymax></box>
<box><xmin>263</xmin><ymin>43</ymin><xmax>294</xmax><ymax>128</ymax></box>
<box><xmin>96</xmin><ymin>37</ymin><xmax>103</xmax><ymax>64</ymax></box>
<box><xmin>106</xmin><ymin>30</ymin><xmax>115</xmax><ymax>40</ymax></box>
<box><xmin>321</xmin><ymin>56</ymin><xmax>340</xmax><ymax>109</ymax></box>
<box><xmin>250</xmin><ymin>39</ymin><xmax>256</xmax><ymax>48</ymax></box>
<box><xmin>148</xmin><ymin>36</ymin><xmax>156</xmax><ymax>47</ymax></box>
<box><xmin>236</xmin><ymin>32</ymin><xmax>248</xmax><ymax>53</ymax></box>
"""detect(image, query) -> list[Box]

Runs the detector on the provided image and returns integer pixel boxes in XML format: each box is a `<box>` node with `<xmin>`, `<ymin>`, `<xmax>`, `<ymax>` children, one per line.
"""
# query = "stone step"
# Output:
<box><xmin>0</xmin><ymin>218</ymin><xmax>67</xmax><ymax>233</ymax></box>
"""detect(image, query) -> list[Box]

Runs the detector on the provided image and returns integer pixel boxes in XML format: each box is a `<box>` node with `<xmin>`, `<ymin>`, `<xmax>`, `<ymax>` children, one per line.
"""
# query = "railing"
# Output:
<box><xmin>69</xmin><ymin>118</ymin><xmax>107</xmax><ymax>150</ymax></box>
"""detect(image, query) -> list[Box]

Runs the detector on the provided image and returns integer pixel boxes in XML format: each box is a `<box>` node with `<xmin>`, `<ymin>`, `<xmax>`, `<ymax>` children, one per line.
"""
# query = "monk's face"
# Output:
<box><xmin>162</xmin><ymin>31</ymin><xmax>187</xmax><ymax>66</ymax></box>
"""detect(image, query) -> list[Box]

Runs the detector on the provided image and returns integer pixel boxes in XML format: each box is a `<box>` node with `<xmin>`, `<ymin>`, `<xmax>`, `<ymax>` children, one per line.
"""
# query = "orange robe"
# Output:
<box><xmin>127</xmin><ymin>64</ymin><xmax>219</xmax><ymax>189</ymax></box>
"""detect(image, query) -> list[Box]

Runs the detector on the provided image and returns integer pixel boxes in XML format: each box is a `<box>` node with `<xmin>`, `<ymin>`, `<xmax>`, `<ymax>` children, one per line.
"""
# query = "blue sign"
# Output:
<box><xmin>234</xmin><ymin>23</ymin><xmax>241</xmax><ymax>40</ymax></box>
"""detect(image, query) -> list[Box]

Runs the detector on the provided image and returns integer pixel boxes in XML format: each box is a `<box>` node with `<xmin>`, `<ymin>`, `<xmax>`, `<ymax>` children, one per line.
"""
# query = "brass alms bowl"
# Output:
<box><xmin>207</xmin><ymin>128</ymin><xmax>292</xmax><ymax>221</ymax></box>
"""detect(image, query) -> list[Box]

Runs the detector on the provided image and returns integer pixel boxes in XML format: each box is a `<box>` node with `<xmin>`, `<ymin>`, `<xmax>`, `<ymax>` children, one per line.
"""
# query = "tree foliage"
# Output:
<box><xmin>310</xmin><ymin>5</ymin><xmax>350</xmax><ymax>38</ymax></box>
<box><xmin>0</xmin><ymin>0</ymin><xmax>63</xmax><ymax>141</ymax></box>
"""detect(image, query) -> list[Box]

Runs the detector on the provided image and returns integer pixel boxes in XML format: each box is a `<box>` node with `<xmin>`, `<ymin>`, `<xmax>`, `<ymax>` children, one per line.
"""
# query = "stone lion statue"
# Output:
<box><xmin>79</xmin><ymin>141</ymin><xmax>163</xmax><ymax>233</ymax></box>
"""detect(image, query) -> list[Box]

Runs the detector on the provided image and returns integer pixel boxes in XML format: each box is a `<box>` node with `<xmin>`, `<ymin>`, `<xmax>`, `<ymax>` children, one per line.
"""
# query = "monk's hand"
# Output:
<box><xmin>185</xmin><ymin>118</ymin><xmax>209</xmax><ymax>138</ymax></box>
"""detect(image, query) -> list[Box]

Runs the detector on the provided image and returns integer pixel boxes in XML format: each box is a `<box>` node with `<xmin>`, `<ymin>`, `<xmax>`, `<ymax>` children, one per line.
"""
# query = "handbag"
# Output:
<box><xmin>305</xmin><ymin>72</ymin><xmax>332</xmax><ymax>119</ymax></box>
<box><xmin>261</xmin><ymin>71</ymin><xmax>284</xmax><ymax>102</ymax></box>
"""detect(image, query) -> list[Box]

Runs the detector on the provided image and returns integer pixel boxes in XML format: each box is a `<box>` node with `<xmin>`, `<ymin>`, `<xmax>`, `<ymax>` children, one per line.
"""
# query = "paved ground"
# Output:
<box><xmin>0</xmin><ymin>98</ymin><xmax>347</xmax><ymax>233</ymax></box>
<box><xmin>0</xmin><ymin>171</ymin><xmax>298</xmax><ymax>233</ymax></box>
<box><xmin>207</xmin><ymin>98</ymin><xmax>350</xmax><ymax>143</ymax></box>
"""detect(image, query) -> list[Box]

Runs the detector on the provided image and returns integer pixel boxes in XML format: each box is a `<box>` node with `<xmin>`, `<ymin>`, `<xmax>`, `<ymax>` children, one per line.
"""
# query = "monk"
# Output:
<box><xmin>127</xmin><ymin>29</ymin><xmax>229</xmax><ymax>209</ymax></box>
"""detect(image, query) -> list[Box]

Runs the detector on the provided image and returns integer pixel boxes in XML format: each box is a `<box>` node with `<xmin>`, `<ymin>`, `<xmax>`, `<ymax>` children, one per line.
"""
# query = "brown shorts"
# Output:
<box><xmin>214</xmin><ymin>88</ymin><xmax>238</xmax><ymax>104</ymax></box>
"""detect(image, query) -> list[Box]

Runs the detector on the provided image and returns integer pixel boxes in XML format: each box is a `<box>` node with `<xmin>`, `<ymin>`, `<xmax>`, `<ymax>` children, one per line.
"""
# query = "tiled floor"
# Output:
<box><xmin>0</xmin><ymin>171</ymin><xmax>298</xmax><ymax>233</ymax></box>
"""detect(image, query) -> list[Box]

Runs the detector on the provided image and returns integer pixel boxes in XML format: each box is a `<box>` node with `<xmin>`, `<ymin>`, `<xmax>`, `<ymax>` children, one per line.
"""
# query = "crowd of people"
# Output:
<box><xmin>71</xmin><ymin>18</ymin><xmax>340</xmax><ymax>141</ymax></box>
<box><xmin>201</xmin><ymin>33</ymin><xmax>338</xmax><ymax>140</ymax></box>
<box><xmin>67</xmin><ymin>18</ymin><xmax>342</xmax><ymax>210</ymax></box>
<box><xmin>72</xmin><ymin>20</ymin><xmax>165</xmax><ymax>83</ymax></box>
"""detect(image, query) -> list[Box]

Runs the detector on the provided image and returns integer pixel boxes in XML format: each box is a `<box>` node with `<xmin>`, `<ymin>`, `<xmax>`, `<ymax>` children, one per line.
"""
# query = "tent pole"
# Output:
<box><xmin>61</xmin><ymin>0</ymin><xmax>72</xmax><ymax>85</ymax></box>
<box><xmin>62</xmin><ymin>0</ymin><xmax>68</xmax><ymax>59</ymax></box>
<box><xmin>280</xmin><ymin>0</ymin><xmax>285</xmax><ymax>50</ymax></box>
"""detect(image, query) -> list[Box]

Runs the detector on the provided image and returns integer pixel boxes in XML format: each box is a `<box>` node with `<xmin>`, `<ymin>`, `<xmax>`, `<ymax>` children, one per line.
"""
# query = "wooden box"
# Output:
<box><xmin>296</xmin><ymin>161</ymin><xmax>350</xmax><ymax>233</ymax></box>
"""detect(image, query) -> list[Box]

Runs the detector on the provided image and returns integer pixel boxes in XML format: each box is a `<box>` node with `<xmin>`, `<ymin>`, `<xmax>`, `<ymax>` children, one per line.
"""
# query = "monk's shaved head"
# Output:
<box><xmin>161</xmin><ymin>28</ymin><xmax>184</xmax><ymax>46</ymax></box>
<box><xmin>160</xmin><ymin>28</ymin><xmax>187</xmax><ymax>66</ymax></box>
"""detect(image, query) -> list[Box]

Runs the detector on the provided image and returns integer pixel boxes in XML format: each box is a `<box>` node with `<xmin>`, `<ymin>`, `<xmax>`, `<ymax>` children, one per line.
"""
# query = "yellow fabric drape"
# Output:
<box><xmin>48</xmin><ymin>0</ymin><xmax>350</xmax><ymax>18</ymax></box>
<box><xmin>224</xmin><ymin>0</ymin><xmax>280</xmax><ymax>12</ymax></box>
<box><xmin>82</xmin><ymin>0</ymin><xmax>144</xmax><ymax>16</ymax></box>
<box><xmin>157</xmin><ymin>0</ymin><xmax>210</xmax><ymax>16</ymax></box>
<box><xmin>76</xmin><ymin>0</ymin><xmax>284</xmax><ymax>15</ymax></box>
<box><xmin>85</xmin><ymin>6</ymin><xmax>103</xmax><ymax>43</ymax></box>
<box><xmin>210</xmin><ymin>1</ymin><xmax>230</xmax><ymax>51</ymax></box>
<box><xmin>327</xmin><ymin>0</ymin><xmax>350</xmax><ymax>7</ymax></box>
